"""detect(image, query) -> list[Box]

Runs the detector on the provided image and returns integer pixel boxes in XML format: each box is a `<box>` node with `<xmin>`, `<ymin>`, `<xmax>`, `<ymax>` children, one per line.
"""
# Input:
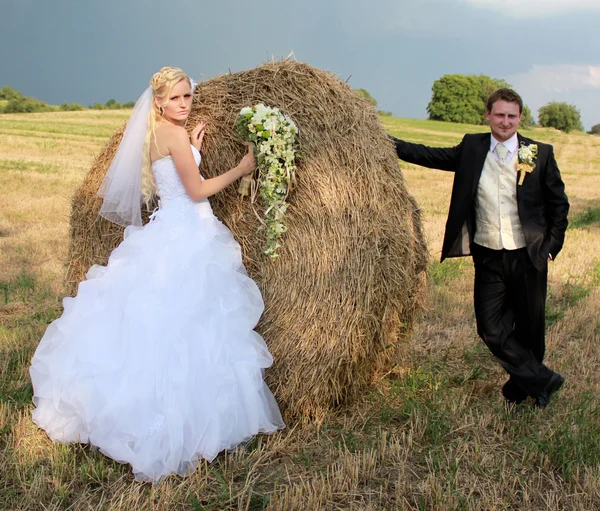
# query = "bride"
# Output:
<box><xmin>29</xmin><ymin>67</ymin><xmax>285</xmax><ymax>482</ymax></box>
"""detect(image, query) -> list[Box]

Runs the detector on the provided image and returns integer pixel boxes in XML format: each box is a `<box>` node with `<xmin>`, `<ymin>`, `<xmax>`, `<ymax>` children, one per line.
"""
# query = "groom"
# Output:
<box><xmin>390</xmin><ymin>88</ymin><xmax>569</xmax><ymax>408</ymax></box>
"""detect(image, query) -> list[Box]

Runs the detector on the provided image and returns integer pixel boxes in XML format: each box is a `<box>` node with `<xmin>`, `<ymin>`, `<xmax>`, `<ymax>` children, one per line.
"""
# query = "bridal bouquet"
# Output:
<box><xmin>235</xmin><ymin>104</ymin><xmax>298</xmax><ymax>260</ymax></box>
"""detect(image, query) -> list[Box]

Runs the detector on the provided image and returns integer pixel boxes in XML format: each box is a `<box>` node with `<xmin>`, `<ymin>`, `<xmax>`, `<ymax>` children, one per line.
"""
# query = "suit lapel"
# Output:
<box><xmin>516</xmin><ymin>132</ymin><xmax>533</xmax><ymax>199</ymax></box>
<box><xmin>517</xmin><ymin>132</ymin><xmax>530</xmax><ymax>146</ymax></box>
<box><xmin>470</xmin><ymin>134</ymin><xmax>490</xmax><ymax>197</ymax></box>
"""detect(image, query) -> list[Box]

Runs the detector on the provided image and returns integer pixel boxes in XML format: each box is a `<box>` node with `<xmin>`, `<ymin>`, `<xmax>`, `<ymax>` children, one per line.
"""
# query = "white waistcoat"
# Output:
<box><xmin>473</xmin><ymin>152</ymin><xmax>526</xmax><ymax>250</ymax></box>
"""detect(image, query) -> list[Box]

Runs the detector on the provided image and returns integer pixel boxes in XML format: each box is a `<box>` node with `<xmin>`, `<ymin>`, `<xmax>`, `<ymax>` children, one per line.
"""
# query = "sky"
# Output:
<box><xmin>1</xmin><ymin>0</ymin><xmax>598</xmax><ymax>130</ymax></box>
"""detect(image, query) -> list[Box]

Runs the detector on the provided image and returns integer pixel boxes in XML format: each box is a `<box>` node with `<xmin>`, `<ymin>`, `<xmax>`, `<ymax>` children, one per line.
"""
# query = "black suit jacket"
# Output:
<box><xmin>391</xmin><ymin>132</ymin><xmax>569</xmax><ymax>272</ymax></box>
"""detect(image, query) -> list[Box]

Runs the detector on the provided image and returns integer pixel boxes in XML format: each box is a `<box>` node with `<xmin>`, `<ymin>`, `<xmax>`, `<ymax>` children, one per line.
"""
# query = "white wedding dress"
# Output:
<box><xmin>30</xmin><ymin>146</ymin><xmax>285</xmax><ymax>482</ymax></box>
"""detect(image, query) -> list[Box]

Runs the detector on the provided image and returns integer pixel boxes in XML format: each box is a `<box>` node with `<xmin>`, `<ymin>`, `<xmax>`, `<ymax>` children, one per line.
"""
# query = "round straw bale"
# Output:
<box><xmin>67</xmin><ymin>61</ymin><xmax>427</xmax><ymax>422</ymax></box>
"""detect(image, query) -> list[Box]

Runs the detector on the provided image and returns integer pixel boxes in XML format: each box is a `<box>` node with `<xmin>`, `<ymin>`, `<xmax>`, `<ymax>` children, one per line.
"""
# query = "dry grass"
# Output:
<box><xmin>1</xmin><ymin>103</ymin><xmax>600</xmax><ymax>509</ymax></box>
<box><xmin>0</xmin><ymin>110</ymin><xmax>131</xmax><ymax>294</ymax></box>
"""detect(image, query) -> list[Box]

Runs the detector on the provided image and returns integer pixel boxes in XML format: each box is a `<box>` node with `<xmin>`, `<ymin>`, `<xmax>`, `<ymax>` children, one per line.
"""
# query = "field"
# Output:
<box><xmin>1</xmin><ymin>109</ymin><xmax>599</xmax><ymax>510</ymax></box>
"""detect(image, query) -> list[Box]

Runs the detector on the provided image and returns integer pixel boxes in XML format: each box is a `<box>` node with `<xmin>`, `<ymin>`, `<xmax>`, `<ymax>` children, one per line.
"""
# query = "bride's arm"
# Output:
<box><xmin>166</xmin><ymin>126</ymin><xmax>254</xmax><ymax>201</ymax></box>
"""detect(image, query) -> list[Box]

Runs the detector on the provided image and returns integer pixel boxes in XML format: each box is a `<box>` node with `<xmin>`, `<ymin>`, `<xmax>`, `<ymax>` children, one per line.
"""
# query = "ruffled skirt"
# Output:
<box><xmin>30</xmin><ymin>201</ymin><xmax>285</xmax><ymax>482</ymax></box>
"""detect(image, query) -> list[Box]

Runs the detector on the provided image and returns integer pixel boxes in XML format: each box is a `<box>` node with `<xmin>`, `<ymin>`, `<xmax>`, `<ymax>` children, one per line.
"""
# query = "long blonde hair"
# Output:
<box><xmin>141</xmin><ymin>67</ymin><xmax>192</xmax><ymax>206</ymax></box>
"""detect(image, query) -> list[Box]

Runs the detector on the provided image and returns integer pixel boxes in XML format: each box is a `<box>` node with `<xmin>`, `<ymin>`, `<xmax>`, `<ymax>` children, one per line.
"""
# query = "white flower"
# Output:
<box><xmin>263</xmin><ymin>117</ymin><xmax>279</xmax><ymax>132</ymax></box>
<box><xmin>518</xmin><ymin>143</ymin><xmax>538</xmax><ymax>166</ymax></box>
<box><xmin>518</xmin><ymin>146</ymin><xmax>533</xmax><ymax>161</ymax></box>
<box><xmin>517</xmin><ymin>143</ymin><xmax>538</xmax><ymax>185</ymax></box>
<box><xmin>236</xmin><ymin>104</ymin><xmax>298</xmax><ymax>259</ymax></box>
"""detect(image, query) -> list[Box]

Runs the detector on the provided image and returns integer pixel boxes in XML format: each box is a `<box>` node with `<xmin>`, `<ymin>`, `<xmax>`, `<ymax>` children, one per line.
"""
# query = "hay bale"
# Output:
<box><xmin>67</xmin><ymin>61</ymin><xmax>427</xmax><ymax>422</ymax></box>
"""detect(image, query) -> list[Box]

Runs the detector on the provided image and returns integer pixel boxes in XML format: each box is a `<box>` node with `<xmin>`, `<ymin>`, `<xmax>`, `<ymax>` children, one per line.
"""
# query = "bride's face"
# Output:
<box><xmin>160</xmin><ymin>79</ymin><xmax>193</xmax><ymax>125</ymax></box>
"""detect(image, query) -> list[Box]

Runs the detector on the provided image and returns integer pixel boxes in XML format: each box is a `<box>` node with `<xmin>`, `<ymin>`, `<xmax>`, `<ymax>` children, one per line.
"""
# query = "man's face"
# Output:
<box><xmin>486</xmin><ymin>100</ymin><xmax>522</xmax><ymax>142</ymax></box>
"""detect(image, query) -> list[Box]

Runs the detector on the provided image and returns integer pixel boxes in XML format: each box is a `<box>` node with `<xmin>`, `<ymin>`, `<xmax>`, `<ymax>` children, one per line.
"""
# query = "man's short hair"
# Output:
<box><xmin>486</xmin><ymin>88</ymin><xmax>523</xmax><ymax>114</ymax></box>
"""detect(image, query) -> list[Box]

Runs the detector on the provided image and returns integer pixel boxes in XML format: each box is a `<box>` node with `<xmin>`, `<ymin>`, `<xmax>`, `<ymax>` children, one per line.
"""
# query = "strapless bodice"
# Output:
<box><xmin>151</xmin><ymin>145</ymin><xmax>211</xmax><ymax>216</ymax></box>
<box><xmin>152</xmin><ymin>145</ymin><xmax>202</xmax><ymax>200</ymax></box>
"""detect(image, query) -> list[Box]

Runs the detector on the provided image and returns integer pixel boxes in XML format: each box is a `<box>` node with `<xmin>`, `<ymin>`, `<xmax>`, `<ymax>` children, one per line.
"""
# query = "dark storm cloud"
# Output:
<box><xmin>1</xmin><ymin>0</ymin><xmax>598</xmax><ymax>128</ymax></box>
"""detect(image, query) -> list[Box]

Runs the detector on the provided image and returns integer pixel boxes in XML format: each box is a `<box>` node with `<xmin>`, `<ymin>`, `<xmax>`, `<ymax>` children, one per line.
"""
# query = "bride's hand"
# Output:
<box><xmin>190</xmin><ymin>122</ymin><xmax>206</xmax><ymax>152</ymax></box>
<box><xmin>236</xmin><ymin>144</ymin><xmax>256</xmax><ymax>177</ymax></box>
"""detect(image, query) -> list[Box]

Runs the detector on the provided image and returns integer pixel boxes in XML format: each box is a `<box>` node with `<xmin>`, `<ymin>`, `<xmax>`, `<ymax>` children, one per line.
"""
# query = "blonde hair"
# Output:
<box><xmin>141</xmin><ymin>67</ymin><xmax>192</xmax><ymax>206</ymax></box>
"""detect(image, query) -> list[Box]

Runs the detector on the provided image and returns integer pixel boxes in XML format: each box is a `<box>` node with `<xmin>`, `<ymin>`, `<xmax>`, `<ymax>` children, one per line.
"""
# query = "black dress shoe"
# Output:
<box><xmin>535</xmin><ymin>373</ymin><xmax>565</xmax><ymax>409</ymax></box>
<box><xmin>502</xmin><ymin>378</ymin><xmax>528</xmax><ymax>405</ymax></box>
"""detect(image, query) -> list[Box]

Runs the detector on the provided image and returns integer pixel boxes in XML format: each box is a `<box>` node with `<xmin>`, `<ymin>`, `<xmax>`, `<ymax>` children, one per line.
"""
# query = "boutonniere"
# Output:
<box><xmin>517</xmin><ymin>143</ymin><xmax>538</xmax><ymax>185</ymax></box>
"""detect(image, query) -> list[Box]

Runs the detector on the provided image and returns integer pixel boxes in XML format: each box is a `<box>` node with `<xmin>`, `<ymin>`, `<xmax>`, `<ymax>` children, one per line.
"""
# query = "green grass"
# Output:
<box><xmin>526</xmin><ymin>393</ymin><xmax>600</xmax><ymax>480</ymax></box>
<box><xmin>592</xmin><ymin>261</ymin><xmax>600</xmax><ymax>286</ymax></box>
<box><xmin>0</xmin><ymin>118</ymin><xmax>125</xmax><ymax>138</ymax></box>
<box><xmin>429</xmin><ymin>258</ymin><xmax>471</xmax><ymax>285</ymax></box>
<box><xmin>0</xmin><ymin>158</ymin><xmax>62</xmax><ymax>174</ymax></box>
<box><xmin>0</xmin><ymin>129</ymin><xmax>109</xmax><ymax>143</ymax></box>
<box><xmin>546</xmin><ymin>261</ymin><xmax>600</xmax><ymax>325</ymax></box>
<box><xmin>0</xmin><ymin>273</ymin><xmax>62</xmax><ymax>410</ymax></box>
<box><xmin>382</xmin><ymin>116</ymin><xmax>490</xmax><ymax>135</ymax></box>
<box><xmin>569</xmin><ymin>207</ymin><xmax>600</xmax><ymax>229</ymax></box>
<box><xmin>0</xmin><ymin>271</ymin><xmax>36</xmax><ymax>303</ymax></box>
<box><xmin>381</xmin><ymin>368</ymin><xmax>454</xmax><ymax>446</ymax></box>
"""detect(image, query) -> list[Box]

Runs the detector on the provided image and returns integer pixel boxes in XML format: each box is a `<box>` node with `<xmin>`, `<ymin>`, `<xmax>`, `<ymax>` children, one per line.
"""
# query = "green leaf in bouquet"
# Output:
<box><xmin>236</xmin><ymin>103</ymin><xmax>298</xmax><ymax>260</ymax></box>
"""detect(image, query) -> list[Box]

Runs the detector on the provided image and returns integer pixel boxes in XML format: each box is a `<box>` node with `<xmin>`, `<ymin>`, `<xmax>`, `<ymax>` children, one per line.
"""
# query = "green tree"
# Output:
<box><xmin>538</xmin><ymin>101</ymin><xmax>584</xmax><ymax>133</ymax></box>
<box><xmin>427</xmin><ymin>74</ymin><xmax>482</xmax><ymax>124</ymax></box>
<box><xmin>520</xmin><ymin>105</ymin><xmax>535</xmax><ymax>128</ymax></box>
<box><xmin>0</xmin><ymin>86</ymin><xmax>87</xmax><ymax>114</ymax></box>
<box><xmin>587</xmin><ymin>124</ymin><xmax>600</xmax><ymax>135</ymax></box>
<box><xmin>354</xmin><ymin>88</ymin><xmax>377</xmax><ymax>107</ymax></box>
<box><xmin>427</xmin><ymin>74</ymin><xmax>533</xmax><ymax>127</ymax></box>
<box><xmin>427</xmin><ymin>74</ymin><xmax>508</xmax><ymax>125</ymax></box>
<box><xmin>0</xmin><ymin>86</ymin><xmax>23</xmax><ymax>101</ymax></box>
<box><xmin>105</xmin><ymin>98</ymin><xmax>121</xmax><ymax>109</ymax></box>
<box><xmin>90</xmin><ymin>99</ymin><xmax>133</xmax><ymax>110</ymax></box>
<box><xmin>3</xmin><ymin>96</ymin><xmax>53</xmax><ymax>113</ymax></box>
<box><xmin>59</xmin><ymin>102</ymin><xmax>85</xmax><ymax>111</ymax></box>
<box><xmin>473</xmin><ymin>75</ymin><xmax>511</xmax><ymax>121</ymax></box>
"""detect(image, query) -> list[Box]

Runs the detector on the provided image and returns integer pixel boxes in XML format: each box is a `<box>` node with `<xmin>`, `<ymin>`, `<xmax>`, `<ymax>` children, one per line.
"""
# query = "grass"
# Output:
<box><xmin>428</xmin><ymin>258</ymin><xmax>471</xmax><ymax>285</ymax></box>
<box><xmin>1</xmin><ymin>110</ymin><xmax>600</xmax><ymax>509</ymax></box>
<box><xmin>569</xmin><ymin>207</ymin><xmax>600</xmax><ymax>229</ymax></box>
<box><xmin>0</xmin><ymin>119</ymin><xmax>121</xmax><ymax>138</ymax></box>
<box><xmin>0</xmin><ymin>158</ymin><xmax>62</xmax><ymax>174</ymax></box>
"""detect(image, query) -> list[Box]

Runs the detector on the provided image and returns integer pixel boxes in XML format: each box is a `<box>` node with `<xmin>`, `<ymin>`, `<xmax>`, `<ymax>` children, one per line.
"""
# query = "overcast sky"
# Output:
<box><xmin>1</xmin><ymin>0</ymin><xmax>598</xmax><ymax>129</ymax></box>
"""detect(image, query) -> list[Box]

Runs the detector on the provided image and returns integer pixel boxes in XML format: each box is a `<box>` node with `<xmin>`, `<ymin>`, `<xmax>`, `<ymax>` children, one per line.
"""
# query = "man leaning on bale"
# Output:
<box><xmin>390</xmin><ymin>88</ymin><xmax>569</xmax><ymax>409</ymax></box>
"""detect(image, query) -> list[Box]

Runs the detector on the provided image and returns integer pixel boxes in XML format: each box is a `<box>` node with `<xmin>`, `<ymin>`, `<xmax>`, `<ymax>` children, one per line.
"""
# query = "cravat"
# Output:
<box><xmin>495</xmin><ymin>143</ymin><xmax>509</xmax><ymax>164</ymax></box>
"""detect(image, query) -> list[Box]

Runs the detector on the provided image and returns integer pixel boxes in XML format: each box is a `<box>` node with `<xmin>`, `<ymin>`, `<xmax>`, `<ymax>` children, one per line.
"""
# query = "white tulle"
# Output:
<box><xmin>97</xmin><ymin>87</ymin><xmax>152</xmax><ymax>227</ymax></box>
<box><xmin>30</xmin><ymin>146</ymin><xmax>285</xmax><ymax>482</ymax></box>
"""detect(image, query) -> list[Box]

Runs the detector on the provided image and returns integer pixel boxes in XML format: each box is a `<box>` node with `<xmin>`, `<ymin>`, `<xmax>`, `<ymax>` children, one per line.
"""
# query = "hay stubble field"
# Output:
<box><xmin>1</xmin><ymin>109</ymin><xmax>600</xmax><ymax>510</ymax></box>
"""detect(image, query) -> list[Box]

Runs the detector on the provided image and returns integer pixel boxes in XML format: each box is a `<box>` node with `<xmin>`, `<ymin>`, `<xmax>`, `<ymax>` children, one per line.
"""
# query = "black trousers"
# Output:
<box><xmin>471</xmin><ymin>243</ymin><xmax>553</xmax><ymax>398</ymax></box>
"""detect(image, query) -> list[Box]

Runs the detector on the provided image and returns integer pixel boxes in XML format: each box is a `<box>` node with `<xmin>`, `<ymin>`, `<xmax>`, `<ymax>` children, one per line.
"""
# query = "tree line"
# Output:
<box><xmin>355</xmin><ymin>76</ymin><xmax>597</xmax><ymax>134</ymax></box>
<box><xmin>0</xmin><ymin>86</ymin><xmax>134</xmax><ymax>114</ymax></box>
<box><xmin>426</xmin><ymin>74</ymin><xmax>591</xmax><ymax>133</ymax></box>
<box><xmin>3</xmin><ymin>82</ymin><xmax>597</xmax><ymax>135</ymax></box>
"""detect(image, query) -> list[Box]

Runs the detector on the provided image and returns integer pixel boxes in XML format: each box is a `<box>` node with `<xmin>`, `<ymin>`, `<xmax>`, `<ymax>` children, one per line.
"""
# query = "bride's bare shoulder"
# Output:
<box><xmin>155</xmin><ymin>123</ymin><xmax>187</xmax><ymax>139</ymax></box>
<box><xmin>151</xmin><ymin>124</ymin><xmax>188</xmax><ymax>161</ymax></box>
